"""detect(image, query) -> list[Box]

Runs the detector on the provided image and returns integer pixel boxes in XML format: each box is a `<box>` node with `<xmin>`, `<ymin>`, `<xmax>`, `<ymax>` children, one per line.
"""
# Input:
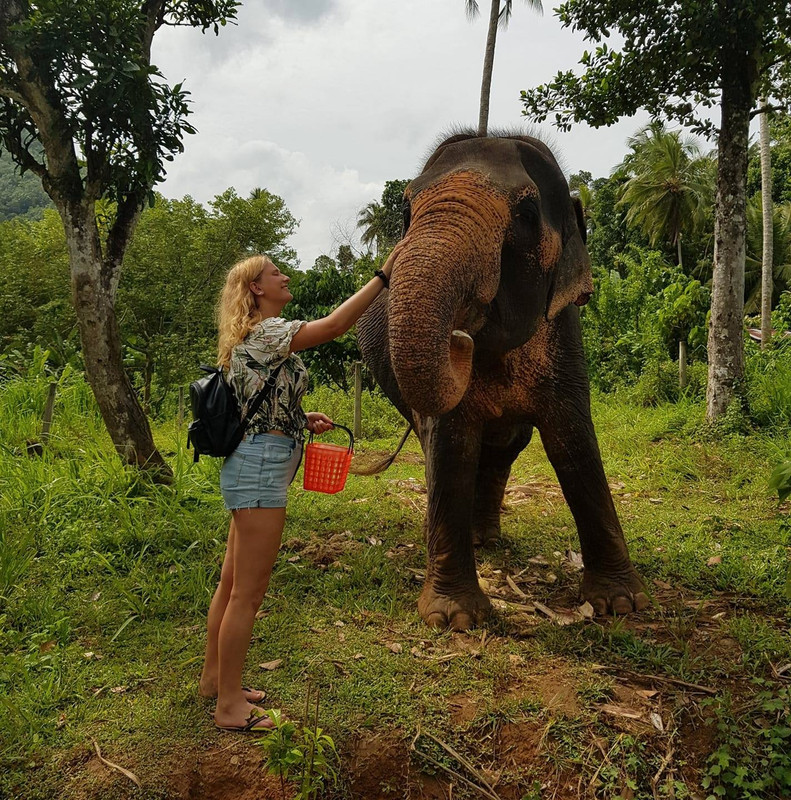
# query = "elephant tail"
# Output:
<box><xmin>349</xmin><ymin>424</ymin><xmax>413</xmax><ymax>475</ymax></box>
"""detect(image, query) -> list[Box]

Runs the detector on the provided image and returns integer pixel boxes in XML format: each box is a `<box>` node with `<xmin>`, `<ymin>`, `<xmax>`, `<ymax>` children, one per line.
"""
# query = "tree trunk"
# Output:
<box><xmin>759</xmin><ymin>99</ymin><xmax>774</xmax><ymax>350</ymax></box>
<box><xmin>678</xmin><ymin>339</ymin><xmax>687</xmax><ymax>389</ymax></box>
<box><xmin>143</xmin><ymin>352</ymin><xmax>153</xmax><ymax>414</ymax></box>
<box><xmin>477</xmin><ymin>0</ymin><xmax>500</xmax><ymax>137</ymax></box>
<box><xmin>676</xmin><ymin>232</ymin><xmax>683</xmax><ymax>271</ymax></box>
<box><xmin>63</xmin><ymin>201</ymin><xmax>170</xmax><ymax>476</ymax></box>
<box><xmin>706</xmin><ymin>74</ymin><xmax>750</xmax><ymax>421</ymax></box>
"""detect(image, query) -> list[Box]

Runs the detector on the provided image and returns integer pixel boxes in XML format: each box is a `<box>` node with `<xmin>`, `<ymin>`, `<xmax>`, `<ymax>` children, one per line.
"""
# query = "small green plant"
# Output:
<box><xmin>769</xmin><ymin>459</ymin><xmax>791</xmax><ymax>502</ymax></box>
<box><xmin>701</xmin><ymin>682</ymin><xmax>791</xmax><ymax>799</ymax></box>
<box><xmin>257</xmin><ymin>685</ymin><xmax>338</xmax><ymax>800</ymax></box>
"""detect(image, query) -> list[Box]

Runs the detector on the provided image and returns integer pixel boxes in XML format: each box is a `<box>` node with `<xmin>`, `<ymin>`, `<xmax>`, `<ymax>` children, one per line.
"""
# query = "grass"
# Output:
<box><xmin>1</xmin><ymin>372</ymin><xmax>790</xmax><ymax>799</ymax></box>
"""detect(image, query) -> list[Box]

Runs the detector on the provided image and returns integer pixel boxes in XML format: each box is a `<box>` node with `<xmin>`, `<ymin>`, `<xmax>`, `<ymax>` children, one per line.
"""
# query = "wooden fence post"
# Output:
<box><xmin>41</xmin><ymin>382</ymin><xmax>57</xmax><ymax>443</ymax></box>
<box><xmin>353</xmin><ymin>362</ymin><xmax>362</xmax><ymax>441</ymax></box>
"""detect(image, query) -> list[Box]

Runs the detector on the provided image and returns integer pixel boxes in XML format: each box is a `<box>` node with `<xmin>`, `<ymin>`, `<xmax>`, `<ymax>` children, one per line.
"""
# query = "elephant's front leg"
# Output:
<box><xmin>417</xmin><ymin>413</ymin><xmax>490</xmax><ymax>630</ymax></box>
<box><xmin>539</xmin><ymin>390</ymin><xmax>649</xmax><ymax>615</ymax></box>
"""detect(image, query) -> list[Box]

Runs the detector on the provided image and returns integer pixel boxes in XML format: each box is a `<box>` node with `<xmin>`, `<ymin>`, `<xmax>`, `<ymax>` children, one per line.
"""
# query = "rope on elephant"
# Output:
<box><xmin>349</xmin><ymin>424</ymin><xmax>413</xmax><ymax>475</ymax></box>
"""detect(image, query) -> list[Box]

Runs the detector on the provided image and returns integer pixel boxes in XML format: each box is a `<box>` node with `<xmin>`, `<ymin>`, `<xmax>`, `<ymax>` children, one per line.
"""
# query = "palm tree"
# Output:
<box><xmin>616</xmin><ymin>122</ymin><xmax>715</xmax><ymax>270</ymax></box>
<box><xmin>759</xmin><ymin>100</ymin><xmax>774</xmax><ymax>348</ymax></box>
<box><xmin>466</xmin><ymin>0</ymin><xmax>543</xmax><ymax>137</ymax></box>
<box><xmin>356</xmin><ymin>201</ymin><xmax>387</xmax><ymax>256</ymax></box>
<box><xmin>745</xmin><ymin>197</ymin><xmax>791</xmax><ymax>313</ymax></box>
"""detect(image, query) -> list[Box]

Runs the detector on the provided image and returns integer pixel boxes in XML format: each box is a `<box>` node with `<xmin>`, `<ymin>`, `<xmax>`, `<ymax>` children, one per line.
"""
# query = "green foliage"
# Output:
<box><xmin>747</xmin><ymin>116</ymin><xmax>791</xmax><ymax>205</ymax></box>
<box><xmin>287</xmin><ymin>256</ymin><xmax>363</xmax><ymax>391</ymax></box>
<box><xmin>0</xmin><ymin>210</ymin><xmax>77</xmax><ymax>368</ymax></box>
<box><xmin>0</xmin><ymin>151</ymin><xmax>52</xmax><ymax>222</ymax></box>
<box><xmin>585</xmin><ymin>174</ymin><xmax>649</xmax><ymax>269</ymax></box>
<box><xmin>744</xmin><ymin>196</ymin><xmax>791</xmax><ymax>312</ymax></box>
<box><xmin>520</xmin><ymin>2</ymin><xmax>791</xmax><ymax>138</ymax></box>
<box><xmin>0</xmin><ymin>187</ymin><xmax>297</xmax><ymax>410</ymax></box>
<box><xmin>701</xmin><ymin>683</ymin><xmax>791</xmax><ymax>800</ymax></box>
<box><xmin>256</xmin><ymin>694</ymin><xmax>338</xmax><ymax>800</ymax></box>
<box><xmin>745</xmin><ymin>338</ymin><xmax>791</xmax><ymax>429</ymax></box>
<box><xmin>581</xmin><ymin>245</ymin><xmax>708</xmax><ymax>391</ymax></box>
<box><xmin>0</xmin><ymin>0</ymin><xmax>240</xmax><ymax>204</ymax></box>
<box><xmin>768</xmin><ymin>460</ymin><xmax>791</xmax><ymax>502</ymax></box>
<box><xmin>617</xmin><ymin>121</ymin><xmax>715</xmax><ymax>264</ymax></box>
<box><xmin>356</xmin><ymin>178</ymin><xmax>410</xmax><ymax>254</ymax></box>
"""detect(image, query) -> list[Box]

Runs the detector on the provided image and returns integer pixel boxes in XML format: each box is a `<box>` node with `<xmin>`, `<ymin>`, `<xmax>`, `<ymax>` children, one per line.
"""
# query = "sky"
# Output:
<box><xmin>152</xmin><ymin>0</ymin><xmax>654</xmax><ymax>269</ymax></box>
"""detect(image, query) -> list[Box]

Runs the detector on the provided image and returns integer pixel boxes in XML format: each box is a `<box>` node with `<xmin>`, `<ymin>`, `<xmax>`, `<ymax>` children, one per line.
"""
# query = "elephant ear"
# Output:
<box><xmin>546</xmin><ymin>196</ymin><xmax>594</xmax><ymax>320</ymax></box>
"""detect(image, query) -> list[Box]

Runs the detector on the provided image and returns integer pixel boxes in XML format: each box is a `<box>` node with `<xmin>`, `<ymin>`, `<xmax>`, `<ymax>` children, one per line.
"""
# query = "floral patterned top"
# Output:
<box><xmin>227</xmin><ymin>317</ymin><xmax>309</xmax><ymax>442</ymax></box>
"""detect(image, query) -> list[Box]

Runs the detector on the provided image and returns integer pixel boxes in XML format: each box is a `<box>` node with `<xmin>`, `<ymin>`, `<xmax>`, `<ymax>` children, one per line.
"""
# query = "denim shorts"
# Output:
<box><xmin>220</xmin><ymin>433</ymin><xmax>302</xmax><ymax>510</ymax></box>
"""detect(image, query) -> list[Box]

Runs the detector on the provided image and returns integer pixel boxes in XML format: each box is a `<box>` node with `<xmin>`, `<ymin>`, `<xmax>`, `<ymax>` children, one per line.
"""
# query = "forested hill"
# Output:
<box><xmin>0</xmin><ymin>150</ymin><xmax>52</xmax><ymax>222</ymax></box>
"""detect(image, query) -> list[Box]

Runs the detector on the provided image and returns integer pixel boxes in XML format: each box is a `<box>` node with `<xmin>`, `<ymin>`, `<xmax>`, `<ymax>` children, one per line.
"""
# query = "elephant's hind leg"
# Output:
<box><xmin>472</xmin><ymin>423</ymin><xmax>534</xmax><ymax>547</ymax></box>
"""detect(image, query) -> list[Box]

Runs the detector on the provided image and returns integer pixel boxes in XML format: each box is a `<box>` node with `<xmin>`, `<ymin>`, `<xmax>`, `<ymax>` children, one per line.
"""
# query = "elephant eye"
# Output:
<box><xmin>402</xmin><ymin>199</ymin><xmax>411</xmax><ymax>234</ymax></box>
<box><xmin>515</xmin><ymin>196</ymin><xmax>538</xmax><ymax>221</ymax></box>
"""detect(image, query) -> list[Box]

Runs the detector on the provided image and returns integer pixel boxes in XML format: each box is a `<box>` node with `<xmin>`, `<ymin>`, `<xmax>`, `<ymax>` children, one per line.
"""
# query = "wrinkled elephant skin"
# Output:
<box><xmin>357</xmin><ymin>133</ymin><xmax>649</xmax><ymax>630</ymax></box>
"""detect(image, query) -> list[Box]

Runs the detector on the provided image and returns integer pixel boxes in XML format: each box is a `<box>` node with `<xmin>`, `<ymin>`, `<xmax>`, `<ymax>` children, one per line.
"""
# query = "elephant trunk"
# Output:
<box><xmin>388</xmin><ymin>177</ymin><xmax>509</xmax><ymax>416</ymax></box>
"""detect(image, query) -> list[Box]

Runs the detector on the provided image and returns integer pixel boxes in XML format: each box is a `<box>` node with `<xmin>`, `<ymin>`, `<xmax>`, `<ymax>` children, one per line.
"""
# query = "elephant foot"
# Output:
<box><xmin>581</xmin><ymin>566</ymin><xmax>650</xmax><ymax>615</ymax></box>
<box><xmin>472</xmin><ymin>519</ymin><xmax>500</xmax><ymax>548</ymax></box>
<box><xmin>418</xmin><ymin>582</ymin><xmax>491</xmax><ymax>631</ymax></box>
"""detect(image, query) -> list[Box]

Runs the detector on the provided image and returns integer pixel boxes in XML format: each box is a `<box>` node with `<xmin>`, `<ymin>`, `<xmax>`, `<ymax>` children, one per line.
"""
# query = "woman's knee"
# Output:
<box><xmin>228</xmin><ymin>584</ymin><xmax>267</xmax><ymax>613</ymax></box>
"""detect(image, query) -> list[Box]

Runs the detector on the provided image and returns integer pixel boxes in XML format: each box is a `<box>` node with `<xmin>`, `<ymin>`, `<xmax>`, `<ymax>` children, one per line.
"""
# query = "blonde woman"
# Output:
<box><xmin>199</xmin><ymin>244</ymin><xmax>404</xmax><ymax>732</ymax></box>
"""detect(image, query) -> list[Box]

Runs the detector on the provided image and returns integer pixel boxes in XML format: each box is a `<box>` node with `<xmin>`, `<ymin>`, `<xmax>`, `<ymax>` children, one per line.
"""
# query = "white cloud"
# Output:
<box><xmin>153</xmin><ymin>0</ymin><xmax>657</xmax><ymax>267</ymax></box>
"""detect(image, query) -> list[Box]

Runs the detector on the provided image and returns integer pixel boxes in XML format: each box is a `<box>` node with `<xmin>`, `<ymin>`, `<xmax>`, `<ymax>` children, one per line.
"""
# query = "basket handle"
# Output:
<box><xmin>307</xmin><ymin>422</ymin><xmax>354</xmax><ymax>452</ymax></box>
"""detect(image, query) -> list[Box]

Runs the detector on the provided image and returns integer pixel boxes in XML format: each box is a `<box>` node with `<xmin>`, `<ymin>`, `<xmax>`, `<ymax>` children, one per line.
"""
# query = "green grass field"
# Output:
<box><xmin>2</xmin><ymin>375</ymin><xmax>790</xmax><ymax>799</ymax></box>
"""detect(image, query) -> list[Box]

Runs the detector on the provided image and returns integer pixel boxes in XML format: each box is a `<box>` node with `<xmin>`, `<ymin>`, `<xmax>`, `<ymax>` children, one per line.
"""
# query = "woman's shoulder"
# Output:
<box><xmin>247</xmin><ymin>316</ymin><xmax>298</xmax><ymax>340</ymax></box>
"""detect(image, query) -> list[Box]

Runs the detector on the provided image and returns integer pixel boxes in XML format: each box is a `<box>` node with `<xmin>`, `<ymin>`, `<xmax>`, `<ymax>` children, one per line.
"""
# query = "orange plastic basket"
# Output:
<box><xmin>303</xmin><ymin>424</ymin><xmax>354</xmax><ymax>494</ymax></box>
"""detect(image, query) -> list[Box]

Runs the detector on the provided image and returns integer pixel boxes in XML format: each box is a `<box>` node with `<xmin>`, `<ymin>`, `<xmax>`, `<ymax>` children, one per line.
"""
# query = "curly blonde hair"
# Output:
<box><xmin>216</xmin><ymin>254</ymin><xmax>273</xmax><ymax>368</ymax></box>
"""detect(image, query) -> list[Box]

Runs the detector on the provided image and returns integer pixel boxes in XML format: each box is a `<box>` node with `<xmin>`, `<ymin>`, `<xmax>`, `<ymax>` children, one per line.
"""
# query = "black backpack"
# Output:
<box><xmin>186</xmin><ymin>363</ymin><xmax>284</xmax><ymax>461</ymax></box>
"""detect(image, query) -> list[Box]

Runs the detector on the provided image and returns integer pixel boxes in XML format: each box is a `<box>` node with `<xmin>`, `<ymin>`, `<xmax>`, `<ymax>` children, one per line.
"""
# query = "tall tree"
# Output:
<box><xmin>0</xmin><ymin>0</ymin><xmax>238</xmax><ymax>476</ymax></box>
<box><xmin>759</xmin><ymin>102</ymin><xmax>774</xmax><ymax>348</ymax></box>
<box><xmin>356</xmin><ymin>201</ymin><xmax>387</xmax><ymax>256</ymax></box>
<box><xmin>616</xmin><ymin>121</ymin><xmax>715</xmax><ymax>271</ymax></box>
<box><xmin>521</xmin><ymin>1</ymin><xmax>791</xmax><ymax>420</ymax></box>
<box><xmin>465</xmin><ymin>0</ymin><xmax>542</xmax><ymax>136</ymax></box>
<box><xmin>357</xmin><ymin>179</ymin><xmax>411</xmax><ymax>255</ymax></box>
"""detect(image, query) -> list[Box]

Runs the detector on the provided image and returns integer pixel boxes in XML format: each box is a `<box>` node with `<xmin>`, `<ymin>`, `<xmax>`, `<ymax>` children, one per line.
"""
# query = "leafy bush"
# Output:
<box><xmin>701</xmin><ymin>683</ymin><xmax>791</xmax><ymax>800</ymax></box>
<box><xmin>628</xmin><ymin>359</ymin><xmax>707</xmax><ymax>406</ymax></box>
<box><xmin>302</xmin><ymin>384</ymin><xmax>404</xmax><ymax>441</ymax></box>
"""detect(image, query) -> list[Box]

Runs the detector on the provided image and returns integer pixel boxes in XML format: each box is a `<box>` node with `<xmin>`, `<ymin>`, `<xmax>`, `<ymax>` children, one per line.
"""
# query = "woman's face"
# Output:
<box><xmin>251</xmin><ymin>262</ymin><xmax>292</xmax><ymax>306</ymax></box>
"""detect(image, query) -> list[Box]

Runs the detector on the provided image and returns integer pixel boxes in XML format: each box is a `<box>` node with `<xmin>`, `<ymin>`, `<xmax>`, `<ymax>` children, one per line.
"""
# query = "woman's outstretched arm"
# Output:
<box><xmin>289</xmin><ymin>241</ymin><xmax>405</xmax><ymax>353</ymax></box>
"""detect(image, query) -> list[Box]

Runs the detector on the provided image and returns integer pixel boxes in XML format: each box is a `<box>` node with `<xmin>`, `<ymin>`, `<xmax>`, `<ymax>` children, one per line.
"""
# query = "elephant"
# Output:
<box><xmin>356</xmin><ymin>131</ymin><xmax>649</xmax><ymax>631</ymax></box>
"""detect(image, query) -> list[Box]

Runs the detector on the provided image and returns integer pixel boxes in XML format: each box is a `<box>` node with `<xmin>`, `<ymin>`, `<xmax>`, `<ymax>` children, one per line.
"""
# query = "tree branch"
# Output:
<box><xmin>105</xmin><ymin>189</ymin><xmax>146</xmax><ymax>299</ymax></box>
<box><xmin>0</xmin><ymin>80</ymin><xmax>24</xmax><ymax>104</ymax></box>
<box><xmin>140</xmin><ymin>0</ymin><xmax>167</xmax><ymax>59</ymax></box>
<box><xmin>750</xmin><ymin>102</ymin><xmax>789</xmax><ymax>119</ymax></box>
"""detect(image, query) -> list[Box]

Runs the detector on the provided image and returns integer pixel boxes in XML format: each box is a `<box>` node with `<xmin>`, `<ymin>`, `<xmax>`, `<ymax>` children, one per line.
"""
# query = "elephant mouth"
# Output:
<box><xmin>449</xmin><ymin>329</ymin><xmax>474</xmax><ymax>373</ymax></box>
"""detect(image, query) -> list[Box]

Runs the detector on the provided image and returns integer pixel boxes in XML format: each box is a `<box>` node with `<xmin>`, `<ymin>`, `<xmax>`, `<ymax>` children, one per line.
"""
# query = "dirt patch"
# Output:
<box><xmin>56</xmin><ymin>741</ymin><xmax>287</xmax><ymax>800</ymax></box>
<box><xmin>165</xmin><ymin>744</ymin><xmax>285</xmax><ymax>800</ymax></box>
<box><xmin>344</xmin><ymin>731</ymin><xmax>414</xmax><ymax>799</ymax></box>
<box><xmin>283</xmin><ymin>531</ymin><xmax>362</xmax><ymax>567</ymax></box>
<box><xmin>447</xmin><ymin>693</ymin><xmax>481</xmax><ymax>725</ymax></box>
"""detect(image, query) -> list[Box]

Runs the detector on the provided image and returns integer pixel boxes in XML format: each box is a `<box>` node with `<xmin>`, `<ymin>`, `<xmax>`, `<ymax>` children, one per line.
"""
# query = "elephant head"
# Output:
<box><xmin>388</xmin><ymin>133</ymin><xmax>593</xmax><ymax>418</ymax></box>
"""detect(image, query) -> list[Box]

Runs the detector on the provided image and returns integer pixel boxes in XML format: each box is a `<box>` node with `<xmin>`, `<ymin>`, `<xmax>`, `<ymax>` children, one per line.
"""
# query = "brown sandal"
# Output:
<box><xmin>215</xmin><ymin>707</ymin><xmax>274</xmax><ymax>734</ymax></box>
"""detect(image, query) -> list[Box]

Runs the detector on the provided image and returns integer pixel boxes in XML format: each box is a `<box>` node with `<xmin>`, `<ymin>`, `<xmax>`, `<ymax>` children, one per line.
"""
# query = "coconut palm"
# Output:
<box><xmin>745</xmin><ymin>196</ymin><xmax>791</xmax><ymax>313</ymax></box>
<box><xmin>356</xmin><ymin>201</ymin><xmax>388</xmax><ymax>256</ymax></box>
<box><xmin>466</xmin><ymin>0</ymin><xmax>543</xmax><ymax>136</ymax></box>
<box><xmin>616</xmin><ymin>122</ymin><xmax>715</xmax><ymax>270</ymax></box>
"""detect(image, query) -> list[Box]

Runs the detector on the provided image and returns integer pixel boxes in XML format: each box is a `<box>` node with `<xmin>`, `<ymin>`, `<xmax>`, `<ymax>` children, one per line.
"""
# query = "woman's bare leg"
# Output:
<box><xmin>213</xmin><ymin>506</ymin><xmax>286</xmax><ymax>728</ymax></box>
<box><xmin>199</xmin><ymin>519</ymin><xmax>236</xmax><ymax>697</ymax></box>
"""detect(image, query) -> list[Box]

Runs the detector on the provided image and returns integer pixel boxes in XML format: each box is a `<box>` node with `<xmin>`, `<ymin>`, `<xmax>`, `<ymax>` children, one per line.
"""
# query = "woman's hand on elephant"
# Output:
<box><xmin>382</xmin><ymin>239</ymin><xmax>407</xmax><ymax>279</ymax></box>
<box><xmin>306</xmin><ymin>412</ymin><xmax>334</xmax><ymax>434</ymax></box>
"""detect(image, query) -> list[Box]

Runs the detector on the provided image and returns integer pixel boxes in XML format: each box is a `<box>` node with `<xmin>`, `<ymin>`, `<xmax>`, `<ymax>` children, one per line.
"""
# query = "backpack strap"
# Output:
<box><xmin>239</xmin><ymin>361</ymin><xmax>287</xmax><ymax>433</ymax></box>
